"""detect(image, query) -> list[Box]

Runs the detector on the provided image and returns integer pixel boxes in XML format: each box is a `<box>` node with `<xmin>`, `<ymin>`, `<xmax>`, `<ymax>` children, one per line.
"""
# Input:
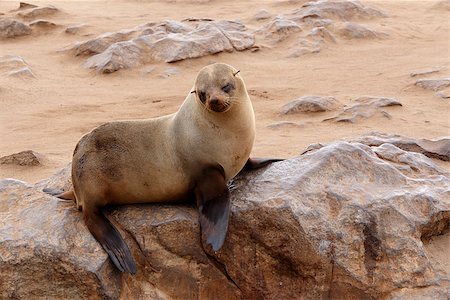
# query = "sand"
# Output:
<box><xmin>0</xmin><ymin>0</ymin><xmax>449</xmax><ymax>183</ymax></box>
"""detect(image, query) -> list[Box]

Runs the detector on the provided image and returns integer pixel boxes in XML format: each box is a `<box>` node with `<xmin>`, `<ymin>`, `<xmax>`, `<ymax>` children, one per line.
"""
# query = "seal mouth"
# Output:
<box><xmin>208</xmin><ymin>101</ymin><xmax>231</xmax><ymax>113</ymax></box>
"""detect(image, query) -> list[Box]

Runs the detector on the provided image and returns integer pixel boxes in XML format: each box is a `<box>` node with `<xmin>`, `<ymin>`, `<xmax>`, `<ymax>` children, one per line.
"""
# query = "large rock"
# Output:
<box><xmin>74</xmin><ymin>20</ymin><xmax>254</xmax><ymax>73</ymax></box>
<box><xmin>415</xmin><ymin>78</ymin><xmax>450</xmax><ymax>91</ymax></box>
<box><xmin>1</xmin><ymin>141</ymin><xmax>448</xmax><ymax>299</ymax></box>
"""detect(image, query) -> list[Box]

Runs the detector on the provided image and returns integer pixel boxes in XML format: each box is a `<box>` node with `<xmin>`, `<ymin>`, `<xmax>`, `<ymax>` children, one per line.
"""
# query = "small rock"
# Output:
<box><xmin>308</xmin><ymin>26</ymin><xmax>336</xmax><ymax>42</ymax></box>
<box><xmin>288</xmin><ymin>39</ymin><xmax>321</xmax><ymax>57</ymax></box>
<box><xmin>415</xmin><ymin>78</ymin><xmax>450</xmax><ymax>91</ymax></box>
<box><xmin>298</xmin><ymin>0</ymin><xmax>386</xmax><ymax>21</ymax></box>
<box><xmin>17</xmin><ymin>5</ymin><xmax>58</xmax><ymax>19</ymax></box>
<box><xmin>325</xmin><ymin>96</ymin><xmax>402</xmax><ymax>123</ymax></box>
<box><xmin>159</xmin><ymin>67</ymin><xmax>179</xmax><ymax>78</ymax></box>
<box><xmin>0</xmin><ymin>150</ymin><xmax>43</xmax><ymax>166</ymax></box>
<box><xmin>253</xmin><ymin>9</ymin><xmax>272</xmax><ymax>21</ymax></box>
<box><xmin>410</xmin><ymin>67</ymin><xmax>442</xmax><ymax>77</ymax></box>
<box><xmin>0</xmin><ymin>19</ymin><xmax>31</xmax><ymax>38</ymax></box>
<box><xmin>436</xmin><ymin>88</ymin><xmax>450</xmax><ymax>99</ymax></box>
<box><xmin>29</xmin><ymin>19</ymin><xmax>57</xmax><ymax>29</ymax></box>
<box><xmin>281</xmin><ymin>96</ymin><xmax>339</xmax><ymax>114</ymax></box>
<box><xmin>18</xmin><ymin>2</ymin><xmax>37</xmax><ymax>10</ymax></box>
<box><xmin>257</xmin><ymin>16</ymin><xmax>302</xmax><ymax>42</ymax></box>
<box><xmin>334</xmin><ymin>22</ymin><xmax>387</xmax><ymax>39</ymax></box>
<box><xmin>267</xmin><ymin>121</ymin><xmax>303</xmax><ymax>129</ymax></box>
<box><xmin>72</xmin><ymin>29</ymin><xmax>137</xmax><ymax>56</ymax></box>
<box><xmin>65</xmin><ymin>24</ymin><xmax>86</xmax><ymax>35</ymax></box>
<box><xmin>7</xmin><ymin>67</ymin><xmax>35</xmax><ymax>79</ymax></box>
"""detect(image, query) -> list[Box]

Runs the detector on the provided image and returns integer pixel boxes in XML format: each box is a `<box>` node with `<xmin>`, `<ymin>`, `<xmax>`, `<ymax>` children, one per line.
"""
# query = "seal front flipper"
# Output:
<box><xmin>84</xmin><ymin>207</ymin><xmax>137</xmax><ymax>274</ymax></box>
<box><xmin>244</xmin><ymin>157</ymin><xmax>284</xmax><ymax>170</ymax></box>
<box><xmin>195</xmin><ymin>165</ymin><xmax>230</xmax><ymax>251</ymax></box>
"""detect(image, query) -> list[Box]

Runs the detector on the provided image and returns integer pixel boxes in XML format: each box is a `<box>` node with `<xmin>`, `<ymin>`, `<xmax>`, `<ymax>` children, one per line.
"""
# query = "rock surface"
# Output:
<box><xmin>72</xmin><ymin>19</ymin><xmax>254</xmax><ymax>73</ymax></box>
<box><xmin>281</xmin><ymin>95</ymin><xmax>339</xmax><ymax>114</ymax></box>
<box><xmin>0</xmin><ymin>150</ymin><xmax>42</xmax><ymax>166</ymax></box>
<box><xmin>17</xmin><ymin>5</ymin><xmax>58</xmax><ymax>19</ymax></box>
<box><xmin>1</xmin><ymin>141</ymin><xmax>449</xmax><ymax>299</ymax></box>
<box><xmin>334</xmin><ymin>22</ymin><xmax>387</xmax><ymax>39</ymax></box>
<box><xmin>0</xmin><ymin>19</ymin><xmax>31</xmax><ymax>38</ymax></box>
<box><xmin>324</xmin><ymin>96</ymin><xmax>402</xmax><ymax>123</ymax></box>
<box><xmin>415</xmin><ymin>78</ymin><xmax>450</xmax><ymax>91</ymax></box>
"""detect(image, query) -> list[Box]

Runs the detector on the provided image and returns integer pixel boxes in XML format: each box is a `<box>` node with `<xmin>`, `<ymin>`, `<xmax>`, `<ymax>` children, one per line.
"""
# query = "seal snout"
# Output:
<box><xmin>207</xmin><ymin>94</ymin><xmax>229</xmax><ymax>112</ymax></box>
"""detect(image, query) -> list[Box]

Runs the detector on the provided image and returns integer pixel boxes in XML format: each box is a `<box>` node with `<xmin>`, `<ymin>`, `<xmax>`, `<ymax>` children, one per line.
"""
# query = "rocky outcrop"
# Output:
<box><xmin>16</xmin><ymin>5</ymin><xmax>59</xmax><ymax>20</ymax></box>
<box><xmin>1</xmin><ymin>140</ymin><xmax>449</xmax><ymax>299</ymax></box>
<box><xmin>281</xmin><ymin>95</ymin><xmax>340</xmax><ymax>114</ymax></box>
<box><xmin>324</xmin><ymin>96</ymin><xmax>402</xmax><ymax>123</ymax></box>
<box><xmin>70</xmin><ymin>19</ymin><xmax>255</xmax><ymax>73</ymax></box>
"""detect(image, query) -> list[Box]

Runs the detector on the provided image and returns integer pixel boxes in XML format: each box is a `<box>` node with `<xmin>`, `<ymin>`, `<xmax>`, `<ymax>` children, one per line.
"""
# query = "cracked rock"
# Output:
<box><xmin>2</xmin><ymin>141</ymin><xmax>448</xmax><ymax>299</ymax></box>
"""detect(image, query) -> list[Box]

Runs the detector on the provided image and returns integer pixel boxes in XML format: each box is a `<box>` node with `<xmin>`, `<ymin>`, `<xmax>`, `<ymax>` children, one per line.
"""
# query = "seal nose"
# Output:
<box><xmin>210</xmin><ymin>98</ymin><xmax>219</xmax><ymax>105</ymax></box>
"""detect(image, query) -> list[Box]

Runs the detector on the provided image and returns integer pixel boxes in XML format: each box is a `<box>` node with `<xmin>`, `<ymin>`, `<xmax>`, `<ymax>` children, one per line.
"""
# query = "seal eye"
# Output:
<box><xmin>222</xmin><ymin>83</ymin><xmax>234</xmax><ymax>93</ymax></box>
<box><xmin>199</xmin><ymin>91</ymin><xmax>206</xmax><ymax>103</ymax></box>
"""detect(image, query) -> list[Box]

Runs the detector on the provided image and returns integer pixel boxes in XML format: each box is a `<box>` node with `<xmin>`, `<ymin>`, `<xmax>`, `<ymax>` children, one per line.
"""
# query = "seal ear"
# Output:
<box><xmin>233</xmin><ymin>70</ymin><xmax>240</xmax><ymax>76</ymax></box>
<box><xmin>194</xmin><ymin>165</ymin><xmax>231</xmax><ymax>251</ymax></box>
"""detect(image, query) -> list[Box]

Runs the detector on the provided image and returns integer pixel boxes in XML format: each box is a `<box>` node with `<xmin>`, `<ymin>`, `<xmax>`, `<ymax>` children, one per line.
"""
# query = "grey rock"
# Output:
<box><xmin>29</xmin><ymin>19</ymin><xmax>57</xmax><ymax>29</ymax></box>
<box><xmin>7</xmin><ymin>66</ymin><xmax>35</xmax><ymax>78</ymax></box>
<box><xmin>281</xmin><ymin>95</ymin><xmax>339</xmax><ymax>114</ymax></box>
<box><xmin>308</xmin><ymin>26</ymin><xmax>336</xmax><ymax>42</ymax></box>
<box><xmin>65</xmin><ymin>24</ymin><xmax>86</xmax><ymax>35</ymax></box>
<box><xmin>415</xmin><ymin>78</ymin><xmax>450</xmax><ymax>91</ymax></box>
<box><xmin>325</xmin><ymin>96</ymin><xmax>402</xmax><ymax>123</ymax></box>
<box><xmin>83</xmin><ymin>20</ymin><xmax>254</xmax><ymax>73</ymax></box>
<box><xmin>334</xmin><ymin>22</ymin><xmax>387</xmax><ymax>39</ymax></box>
<box><xmin>0</xmin><ymin>150</ymin><xmax>42</xmax><ymax>166</ymax></box>
<box><xmin>257</xmin><ymin>16</ymin><xmax>302</xmax><ymax>42</ymax></box>
<box><xmin>436</xmin><ymin>88</ymin><xmax>450</xmax><ymax>99</ymax></box>
<box><xmin>1</xmin><ymin>141</ymin><xmax>449</xmax><ymax>298</ymax></box>
<box><xmin>72</xmin><ymin>29</ymin><xmax>137</xmax><ymax>56</ymax></box>
<box><xmin>0</xmin><ymin>19</ymin><xmax>31</xmax><ymax>38</ymax></box>
<box><xmin>410</xmin><ymin>67</ymin><xmax>443</xmax><ymax>77</ymax></box>
<box><xmin>297</xmin><ymin>0</ymin><xmax>386</xmax><ymax>21</ymax></box>
<box><xmin>352</xmin><ymin>132</ymin><xmax>450</xmax><ymax>161</ymax></box>
<box><xmin>17</xmin><ymin>5</ymin><xmax>58</xmax><ymax>19</ymax></box>
<box><xmin>267</xmin><ymin>121</ymin><xmax>303</xmax><ymax>129</ymax></box>
<box><xmin>253</xmin><ymin>9</ymin><xmax>272</xmax><ymax>21</ymax></box>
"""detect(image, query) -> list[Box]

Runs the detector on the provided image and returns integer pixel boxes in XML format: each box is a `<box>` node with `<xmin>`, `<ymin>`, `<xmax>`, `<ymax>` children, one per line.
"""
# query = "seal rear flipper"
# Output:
<box><xmin>195</xmin><ymin>165</ymin><xmax>231</xmax><ymax>252</ymax></box>
<box><xmin>84</xmin><ymin>209</ymin><xmax>137</xmax><ymax>274</ymax></box>
<box><xmin>43</xmin><ymin>188</ymin><xmax>75</xmax><ymax>200</ymax></box>
<box><xmin>244</xmin><ymin>157</ymin><xmax>284</xmax><ymax>170</ymax></box>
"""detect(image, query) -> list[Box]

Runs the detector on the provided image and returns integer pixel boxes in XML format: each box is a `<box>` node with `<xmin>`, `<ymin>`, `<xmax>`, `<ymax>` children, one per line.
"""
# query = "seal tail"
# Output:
<box><xmin>84</xmin><ymin>208</ymin><xmax>137</xmax><ymax>274</ymax></box>
<box><xmin>43</xmin><ymin>188</ymin><xmax>76</xmax><ymax>201</ymax></box>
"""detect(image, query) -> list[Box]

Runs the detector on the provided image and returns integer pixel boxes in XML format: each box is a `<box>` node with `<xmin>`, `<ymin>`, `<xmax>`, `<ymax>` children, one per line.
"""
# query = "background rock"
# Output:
<box><xmin>281</xmin><ymin>95</ymin><xmax>339</xmax><ymax>114</ymax></box>
<box><xmin>17</xmin><ymin>5</ymin><xmax>58</xmax><ymax>20</ymax></box>
<box><xmin>1</xmin><ymin>141</ymin><xmax>449</xmax><ymax>299</ymax></box>
<box><xmin>415</xmin><ymin>78</ymin><xmax>450</xmax><ymax>91</ymax></box>
<box><xmin>0</xmin><ymin>19</ymin><xmax>31</xmax><ymax>38</ymax></box>
<box><xmin>0</xmin><ymin>150</ymin><xmax>43</xmax><ymax>166</ymax></box>
<box><xmin>73</xmin><ymin>19</ymin><xmax>255</xmax><ymax>73</ymax></box>
<box><xmin>0</xmin><ymin>55</ymin><xmax>34</xmax><ymax>79</ymax></box>
<box><xmin>324</xmin><ymin>96</ymin><xmax>402</xmax><ymax>123</ymax></box>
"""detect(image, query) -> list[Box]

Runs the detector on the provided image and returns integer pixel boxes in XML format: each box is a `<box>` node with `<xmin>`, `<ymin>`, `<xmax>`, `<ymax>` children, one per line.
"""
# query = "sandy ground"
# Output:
<box><xmin>0</xmin><ymin>0</ymin><xmax>449</xmax><ymax>183</ymax></box>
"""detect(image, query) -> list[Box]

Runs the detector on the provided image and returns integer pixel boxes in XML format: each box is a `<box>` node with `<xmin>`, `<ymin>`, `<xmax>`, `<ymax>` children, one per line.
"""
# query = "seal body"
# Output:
<box><xmin>46</xmin><ymin>63</ymin><xmax>281</xmax><ymax>274</ymax></box>
<box><xmin>72</xmin><ymin>89</ymin><xmax>255</xmax><ymax>209</ymax></box>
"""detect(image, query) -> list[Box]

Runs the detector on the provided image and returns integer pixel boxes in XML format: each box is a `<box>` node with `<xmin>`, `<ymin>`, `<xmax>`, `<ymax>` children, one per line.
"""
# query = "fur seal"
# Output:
<box><xmin>44</xmin><ymin>63</ymin><xmax>281</xmax><ymax>274</ymax></box>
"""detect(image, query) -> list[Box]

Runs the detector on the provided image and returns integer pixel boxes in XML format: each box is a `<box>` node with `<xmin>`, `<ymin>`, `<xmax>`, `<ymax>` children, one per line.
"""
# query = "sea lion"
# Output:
<box><xmin>44</xmin><ymin>63</ymin><xmax>281</xmax><ymax>274</ymax></box>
